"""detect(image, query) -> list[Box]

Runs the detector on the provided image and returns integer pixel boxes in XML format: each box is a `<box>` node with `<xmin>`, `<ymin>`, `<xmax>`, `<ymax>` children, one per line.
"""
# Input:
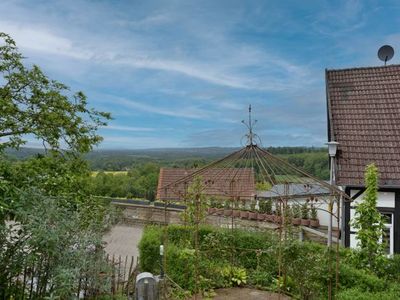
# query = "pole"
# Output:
<box><xmin>327</xmin><ymin>155</ymin><xmax>335</xmax><ymax>300</ymax></box>
<box><xmin>160</xmin><ymin>245</ymin><xmax>164</xmax><ymax>278</ymax></box>
<box><xmin>328</xmin><ymin>156</ymin><xmax>334</xmax><ymax>247</ymax></box>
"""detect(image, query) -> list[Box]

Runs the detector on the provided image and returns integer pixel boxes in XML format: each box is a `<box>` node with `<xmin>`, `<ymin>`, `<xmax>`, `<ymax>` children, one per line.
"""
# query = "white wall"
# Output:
<box><xmin>287</xmin><ymin>198</ymin><xmax>334</xmax><ymax>228</ymax></box>
<box><xmin>348</xmin><ymin>189</ymin><xmax>395</xmax><ymax>252</ymax></box>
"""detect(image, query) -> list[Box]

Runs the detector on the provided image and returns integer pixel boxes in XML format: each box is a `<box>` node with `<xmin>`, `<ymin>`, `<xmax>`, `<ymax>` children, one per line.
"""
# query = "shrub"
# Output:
<box><xmin>301</xmin><ymin>202</ymin><xmax>309</xmax><ymax>219</ymax></box>
<box><xmin>337</xmin><ymin>287</ymin><xmax>400</xmax><ymax>300</ymax></box>
<box><xmin>283</xmin><ymin>241</ymin><xmax>328</xmax><ymax>299</ymax></box>
<box><xmin>310</xmin><ymin>205</ymin><xmax>318</xmax><ymax>220</ymax></box>
<box><xmin>385</xmin><ymin>254</ymin><xmax>400</xmax><ymax>281</ymax></box>
<box><xmin>292</xmin><ymin>204</ymin><xmax>301</xmax><ymax>218</ymax></box>
<box><xmin>138</xmin><ymin>224</ymin><xmax>400</xmax><ymax>299</ymax></box>
<box><xmin>221</xmin><ymin>266</ymin><xmax>247</xmax><ymax>286</ymax></box>
<box><xmin>249</xmin><ymin>269</ymin><xmax>274</xmax><ymax>288</ymax></box>
<box><xmin>259</xmin><ymin>199</ymin><xmax>272</xmax><ymax>214</ymax></box>
<box><xmin>339</xmin><ymin>263</ymin><xmax>387</xmax><ymax>293</ymax></box>
<box><xmin>138</xmin><ymin>226</ymin><xmax>163</xmax><ymax>273</ymax></box>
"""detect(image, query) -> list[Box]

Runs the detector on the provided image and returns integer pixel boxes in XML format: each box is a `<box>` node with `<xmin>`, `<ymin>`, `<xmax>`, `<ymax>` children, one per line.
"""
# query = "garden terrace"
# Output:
<box><xmin>155</xmin><ymin>140</ymin><xmax>351</xmax><ymax>299</ymax></box>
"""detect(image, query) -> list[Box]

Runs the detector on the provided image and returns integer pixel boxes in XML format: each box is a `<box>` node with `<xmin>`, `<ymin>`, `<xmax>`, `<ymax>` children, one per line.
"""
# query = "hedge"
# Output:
<box><xmin>138</xmin><ymin>225</ymin><xmax>400</xmax><ymax>298</ymax></box>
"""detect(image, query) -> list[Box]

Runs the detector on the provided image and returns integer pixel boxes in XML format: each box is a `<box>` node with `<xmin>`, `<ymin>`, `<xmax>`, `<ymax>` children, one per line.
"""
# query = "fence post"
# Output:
<box><xmin>111</xmin><ymin>255</ymin><xmax>116</xmax><ymax>295</ymax></box>
<box><xmin>126</xmin><ymin>256</ymin><xmax>134</xmax><ymax>296</ymax></box>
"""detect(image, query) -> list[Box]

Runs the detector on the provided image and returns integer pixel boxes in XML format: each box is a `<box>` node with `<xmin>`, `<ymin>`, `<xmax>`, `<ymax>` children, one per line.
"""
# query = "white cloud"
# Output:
<box><xmin>100</xmin><ymin>136</ymin><xmax>180</xmax><ymax>149</ymax></box>
<box><xmin>102</xmin><ymin>125</ymin><xmax>155</xmax><ymax>132</ymax></box>
<box><xmin>114</xmin><ymin>13</ymin><xmax>172</xmax><ymax>28</ymax></box>
<box><xmin>111</xmin><ymin>97</ymin><xmax>213</xmax><ymax>120</ymax></box>
<box><xmin>0</xmin><ymin>21</ymin><xmax>92</xmax><ymax>59</ymax></box>
<box><xmin>0</xmin><ymin>15</ymin><xmax>313</xmax><ymax>92</ymax></box>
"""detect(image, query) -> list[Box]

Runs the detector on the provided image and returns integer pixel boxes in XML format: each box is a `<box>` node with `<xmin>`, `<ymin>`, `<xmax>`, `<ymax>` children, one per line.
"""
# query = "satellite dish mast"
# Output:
<box><xmin>378</xmin><ymin>45</ymin><xmax>394</xmax><ymax>66</ymax></box>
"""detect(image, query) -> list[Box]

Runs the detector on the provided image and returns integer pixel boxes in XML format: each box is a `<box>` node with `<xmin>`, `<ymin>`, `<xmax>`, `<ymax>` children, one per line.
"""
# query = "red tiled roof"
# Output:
<box><xmin>156</xmin><ymin>168</ymin><xmax>256</xmax><ymax>200</ymax></box>
<box><xmin>326</xmin><ymin>65</ymin><xmax>400</xmax><ymax>186</ymax></box>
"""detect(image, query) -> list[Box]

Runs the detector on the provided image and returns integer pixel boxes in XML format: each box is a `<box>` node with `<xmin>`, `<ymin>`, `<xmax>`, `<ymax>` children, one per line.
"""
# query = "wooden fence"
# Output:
<box><xmin>2</xmin><ymin>255</ymin><xmax>139</xmax><ymax>299</ymax></box>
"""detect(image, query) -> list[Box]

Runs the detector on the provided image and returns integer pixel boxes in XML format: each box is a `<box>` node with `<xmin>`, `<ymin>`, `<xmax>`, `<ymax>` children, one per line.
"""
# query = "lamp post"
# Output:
<box><xmin>160</xmin><ymin>245</ymin><xmax>164</xmax><ymax>278</ymax></box>
<box><xmin>326</xmin><ymin>141</ymin><xmax>339</xmax><ymax>247</ymax></box>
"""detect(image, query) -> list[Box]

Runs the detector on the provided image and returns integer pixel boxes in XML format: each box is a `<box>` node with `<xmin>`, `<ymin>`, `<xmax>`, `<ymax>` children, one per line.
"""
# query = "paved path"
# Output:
<box><xmin>213</xmin><ymin>288</ymin><xmax>291</xmax><ymax>300</ymax></box>
<box><xmin>103</xmin><ymin>224</ymin><xmax>143</xmax><ymax>258</ymax></box>
<box><xmin>192</xmin><ymin>288</ymin><xmax>291</xmax><ymax>299</ymax></box>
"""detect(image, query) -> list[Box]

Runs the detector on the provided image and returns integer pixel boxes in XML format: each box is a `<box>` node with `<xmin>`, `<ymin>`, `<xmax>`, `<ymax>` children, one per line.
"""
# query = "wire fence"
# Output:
<box><xmin>2</xmin><ymin>254</ymin><xmax>139</xmax><ymax>299</ymax></box>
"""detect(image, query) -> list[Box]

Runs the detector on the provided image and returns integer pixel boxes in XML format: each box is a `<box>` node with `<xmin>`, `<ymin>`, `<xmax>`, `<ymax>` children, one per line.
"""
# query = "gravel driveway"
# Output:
<box><xmin>103</xmin><ymin>224</ymin><xmax>143</xmax><ymax>259</ymax></box>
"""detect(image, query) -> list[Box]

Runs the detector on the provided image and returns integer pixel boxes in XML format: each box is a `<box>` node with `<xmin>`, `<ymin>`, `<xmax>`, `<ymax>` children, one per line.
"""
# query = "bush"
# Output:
<box><xmin>138</xmin><ymin>224</ymin><xmax>400</xmax><ymax>298</ymax></box>
<box><xmin>259</xmin><ymin>199</ymin><xmax>272</xmax><ymax>214</ymax></box>
<box><xmin>138</xmin><ymin>226</ymin><xmax>163</xmax><ymax>273</ymax></box>
<box><xmin>384</xmin><ymin>254</ymin><xmax>400</xmax><ymax>281</ymax></box>
<box><xmin>339</xmin><ymin>264</ymin><xmax>387</xmax><ymax>293</ymax></box>
<box><xmin>283</xmin><ymin>241</ymin><xmax>329</xmax><ymax>298</ymax></box>
<box><xmin>337</xmin><ymin>287</ymin><xmax>400</xmax><ymax>300</ymax></box>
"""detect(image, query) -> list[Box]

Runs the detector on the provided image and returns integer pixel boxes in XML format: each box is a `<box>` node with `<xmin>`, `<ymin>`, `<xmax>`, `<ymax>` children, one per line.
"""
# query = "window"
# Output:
<box><xmin>381</xmin><ymin>213</ymin><xmax>394</xmax><ymax>255</ymax></box>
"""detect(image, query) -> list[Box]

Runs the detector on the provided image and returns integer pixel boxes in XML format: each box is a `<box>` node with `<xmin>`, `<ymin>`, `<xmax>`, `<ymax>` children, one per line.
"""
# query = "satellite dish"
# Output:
<box><xmin>378</xmin><ymin>45</ymin><xmax>394</xmax><ymax>65</ymax></box>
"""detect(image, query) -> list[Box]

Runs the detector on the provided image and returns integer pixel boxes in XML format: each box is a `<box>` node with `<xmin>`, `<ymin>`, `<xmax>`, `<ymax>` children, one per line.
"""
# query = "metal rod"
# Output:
<box><xmin>328</xmin><ymin>156</ymin><xmax>334</xmax><ymax>247</ymax></box>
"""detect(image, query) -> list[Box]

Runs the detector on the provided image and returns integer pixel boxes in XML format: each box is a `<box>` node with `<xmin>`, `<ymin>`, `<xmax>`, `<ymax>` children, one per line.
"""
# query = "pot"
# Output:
<box><xmin>249</xmin><ymin>212</ymin><xmax>257</xmax><ymax>220</ymax></box>
<box><xmin>301</xmin><ymin>219</ymin><xmax>310</xmax><ymax>226</ymax></box>
<box><xmin>216</xmin><ymin>208</ymin><xmax>224</xmax><ymax>216</ymax></box>
<box><xmin>292</xmin><ymin>218</ymin><xmax>301</xmax><ymax>226</ymax></box>
<box><xmin>240</xmin><ymin>211</ymin><xmax>249</xmax><ymax>219</ymax></box>
<box><xmin>232</xmin><ymin>210</ymin><xmax>240</xmax><ymax>218</ymax></box>
<box><xmin>208</xmin><ymin>208</ymin><xmax>217</xmax><ymax>214</ymax></box>
<box><xmin>266</xmin><ymin>214</ymin><xmax>275</xmax><ymax>222</ymax></box>
<box><xmin>224</xmin><ymin>209</ymin><xmax>232</xmax><ymax>217</ymax></box>
<box><xmin>310</xmin><ymin>219</ymin><xmax>320</xmax><ymax>228</ymax></box>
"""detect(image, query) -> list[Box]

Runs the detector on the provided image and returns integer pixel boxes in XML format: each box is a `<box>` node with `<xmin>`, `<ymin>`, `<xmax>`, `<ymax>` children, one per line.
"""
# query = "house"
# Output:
<box><xmin>326</xmin><ymin>64</ymin><xmax>400</xmax><ymax>254</ymax></box>
<box><xmin>156</xmin><ymin>167</ymin><xmax>256</xmax><ymax>201</ymax></box>
<box><xmin>257</xmin><ymin>183</ymin><xmax>331</xmax><ymax>227</ymax></box>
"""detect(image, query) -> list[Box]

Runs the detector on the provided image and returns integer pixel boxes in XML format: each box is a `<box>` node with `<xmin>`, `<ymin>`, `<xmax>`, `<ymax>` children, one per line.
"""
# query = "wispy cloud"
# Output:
<box><xmin>311</xmin><ymin>0</ymin><xmax>366</xmax><ymax>36</ymax></box>
<box><xmin>111</xmin><ymin>97</ymin><xmax>215</xmax><ymax>120</ymax></box>
<box><xmin>113</xmin><ymin>13</ymin><xmax>172</xmax><ymax>28</ymax></box>
<box><xmin>1</xmin><ymin>0</ymin><xmax>394</xmax><ymax>149</ymax></box>
<box><xmin>0</xmin><ymin>15</ymin><xmax>313</xmax><ymax>92</ymax></box>
<box><xmin>102</xmin><ymin>125</ymin><xmax>155</xmax><ymax>132</ymax></box>
<box><xmin>99</xmin><ymin>136</ymin><xmax>181</xmax><ymax>149</ymax></box>
<box><xmin>0</xmin><ymin>21</ymin><xmax>91</xmax><ymax>59</ymax></box>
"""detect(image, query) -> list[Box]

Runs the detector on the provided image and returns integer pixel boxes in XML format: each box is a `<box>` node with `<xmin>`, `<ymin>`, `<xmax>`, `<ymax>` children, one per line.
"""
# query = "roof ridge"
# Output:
<box><xmin>326</xmin><ymin>64</ymin><xmax>400</xmax><ymax>73</ymax></box>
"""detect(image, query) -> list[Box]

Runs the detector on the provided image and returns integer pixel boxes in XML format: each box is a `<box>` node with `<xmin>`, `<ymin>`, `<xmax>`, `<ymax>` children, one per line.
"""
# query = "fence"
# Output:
<box><xmin>1</xmin><ymin>254</ymin><xmax>139</xmax><ymax>299</ymax></box>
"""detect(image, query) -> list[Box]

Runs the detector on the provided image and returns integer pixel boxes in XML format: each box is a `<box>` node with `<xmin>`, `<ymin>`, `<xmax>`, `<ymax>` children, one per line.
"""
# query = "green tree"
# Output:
<box><xmin>350</xmin><ymin>163</ymin><xmax>386</xmax><ymax>273</ymax></box>
<box><xmin>0</xmin><ymin>32</ymin><xmax>116</xmax><ymax>298</ymax></box>
<box><xmin>0</xmin><ymin>32</ymin><xmax>110</xmax><ymax>153</ymax></box>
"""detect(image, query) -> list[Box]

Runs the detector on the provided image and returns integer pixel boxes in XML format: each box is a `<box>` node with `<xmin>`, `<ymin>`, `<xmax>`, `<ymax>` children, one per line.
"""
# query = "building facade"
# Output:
<box><xmin>326</xmin><ymin>65</ymin><xmax>400</xmax><ymax>254</ymax></box>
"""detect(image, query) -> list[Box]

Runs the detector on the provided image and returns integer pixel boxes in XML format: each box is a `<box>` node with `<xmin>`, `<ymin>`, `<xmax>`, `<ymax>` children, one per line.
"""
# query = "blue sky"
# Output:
<box><xmin>1</xmin><ymin>0</ymin><xmax>400</xmax><ymax>149</ymax></box>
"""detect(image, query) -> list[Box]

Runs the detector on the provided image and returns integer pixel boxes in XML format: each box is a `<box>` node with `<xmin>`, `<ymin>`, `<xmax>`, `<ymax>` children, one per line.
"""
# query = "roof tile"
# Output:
<box><xmin>327</xmin><ymin>64</ymin><xmax>400</xmax><ymax>186</ymax></box>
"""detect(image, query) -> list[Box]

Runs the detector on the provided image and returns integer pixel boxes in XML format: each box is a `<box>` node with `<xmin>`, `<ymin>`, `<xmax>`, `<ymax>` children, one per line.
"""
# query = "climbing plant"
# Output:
<box><xmin>181</xmin><ymin>176</ymin><xmax>208</xmax><ymax>226</ymax></box>
<box><xmin>350</xmin><ymin>163</ymin><xmax>386</xmax><ymax>273</ymax></box>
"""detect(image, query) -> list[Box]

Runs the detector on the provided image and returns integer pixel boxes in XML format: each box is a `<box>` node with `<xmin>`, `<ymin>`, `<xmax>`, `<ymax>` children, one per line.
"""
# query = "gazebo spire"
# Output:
<box><xmin>242</xmin><ymin>104</ymin><xmax>258</xmax><ymax>146</ymax></box>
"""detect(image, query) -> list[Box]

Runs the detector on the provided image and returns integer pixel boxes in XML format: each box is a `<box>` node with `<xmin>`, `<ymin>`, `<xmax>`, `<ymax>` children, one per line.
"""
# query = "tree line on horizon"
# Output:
<box><xmin>86</xmin><ymin>149</ymin><xmax>329</xmax><ymax>200</ymax></box>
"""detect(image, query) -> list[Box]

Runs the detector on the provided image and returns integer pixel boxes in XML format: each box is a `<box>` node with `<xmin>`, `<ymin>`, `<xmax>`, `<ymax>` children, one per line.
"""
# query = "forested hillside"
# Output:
<box><xmin>3</xmin><ymin>146</ymin><xmax>329</xmax><ymax>200</ymax></box>
<box><xmin>6</xmin><ymin>146</ymin><xmax>328</xmax><ymax>173</ymax></box>
<box><xmin>6</xmin><ymin>147</ymin><xmax>329</xmax><ymax>200</ymax></box>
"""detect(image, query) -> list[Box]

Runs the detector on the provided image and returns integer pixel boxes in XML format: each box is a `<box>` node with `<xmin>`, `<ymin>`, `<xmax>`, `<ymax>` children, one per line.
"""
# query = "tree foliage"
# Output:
<box><xmin>0</xmin><ymin>32</ymin><xmax>111</xmax><ymax>153</ymax></box>
<box><xmin>350</xmin><ymin>163</ymin><xmax>386</xmax><ymax>273</ymax></box>
<box><xmin>88</xmin><ymin>163</ymin><xmax>159</xmax><ymax>200</ymax></box>
<box><xmin>0</xmin><ymin>32</ymin><xmax>116</xmax><ymax>298</ymax></box>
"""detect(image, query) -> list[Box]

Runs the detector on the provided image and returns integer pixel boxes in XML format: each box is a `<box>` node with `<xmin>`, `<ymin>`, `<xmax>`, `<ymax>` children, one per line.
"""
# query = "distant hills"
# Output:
<box><xmin>4</xmin><ymin>146</ymin><xmax>328</xmax><ymax>178</ymax></box>
<box><xmin>5</xmin><ymin>146</ymin><xmax>326</xmax><ymax>160</ymax></box>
